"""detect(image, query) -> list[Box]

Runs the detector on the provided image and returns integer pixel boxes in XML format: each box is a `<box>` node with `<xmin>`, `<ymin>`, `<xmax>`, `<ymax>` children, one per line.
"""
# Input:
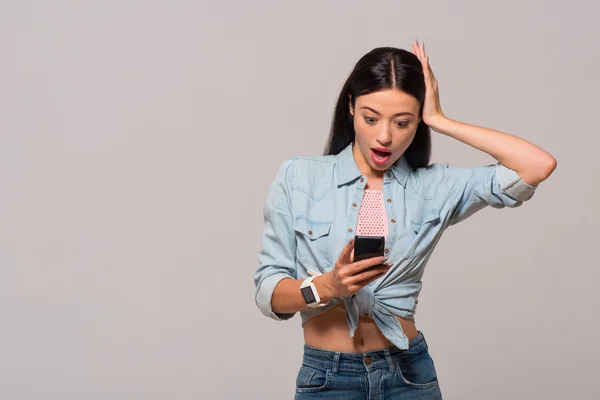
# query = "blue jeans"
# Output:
<box><xmin>294</xmin><ymin>330</ymin><xmax>443</xmax><ymax>399</ymax></box>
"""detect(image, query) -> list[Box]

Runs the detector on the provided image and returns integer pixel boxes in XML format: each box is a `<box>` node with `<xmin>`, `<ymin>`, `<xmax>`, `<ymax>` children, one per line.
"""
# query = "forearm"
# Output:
<box><xmin>271</xmin><ymin>274</ymin><xmax>334</xmax><ymax>314</ymax></box>
<box><xmin>429</xmin><ymin>115</ymin><xmax>557</xmax><ymax>186</ymax></box>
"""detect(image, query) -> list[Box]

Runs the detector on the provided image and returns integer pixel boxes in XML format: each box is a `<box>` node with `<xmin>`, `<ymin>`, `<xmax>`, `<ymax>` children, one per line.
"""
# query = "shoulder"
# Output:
<box><xmin>289</xmin><ymin>153</ymin><xmax>337</xmax><ymax>169</ymax></box>
<box><xmin>412</xmin><ymin>162</ymin><xmax>449</xmax><ymax>179</ymax></box>
<box><xmin>410</xmin><ymin>161</ymin><xmax>502</xmax><ymax>198</ymax></box>
<box><xmin>407</xmin><ymin>162</ymin><xmax>451</xmax><ymax>195</ymax></box>
<box><xmin>410</xmin><ymin>161</ymin><xmax>494</xmax><ymax>184</ymax></box>
<box><xmin>407</xmin><ymin>161</ymin><xmax>493</xmax><ymax>200</ymax></box>
<box><xmin>277</xmin><ymin>154</ymin><xmax>337</xmax><ymax>197</ymax></box>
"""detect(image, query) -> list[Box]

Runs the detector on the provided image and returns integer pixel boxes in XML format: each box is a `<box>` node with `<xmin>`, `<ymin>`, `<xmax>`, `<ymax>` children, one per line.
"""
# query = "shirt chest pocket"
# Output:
<box><xmin>410</xmin><ymin>209</ymin><xmax>441</xmax><ymax>234</ymax></box>
<box><xmin>293</xmin><ymin>216</ymin><xmax>333</xmax><ymax>270</ymax></box>
<box><xmin>405</xmin><ymin>209</ymin><xmax>443</xmax><ymax>258</ymax></box>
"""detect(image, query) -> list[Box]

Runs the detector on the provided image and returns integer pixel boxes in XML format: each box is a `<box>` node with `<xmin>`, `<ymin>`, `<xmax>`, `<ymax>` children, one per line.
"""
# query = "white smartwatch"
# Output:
<box><xmin>300</xmin><ymin>272</ymin><xmax>330</xmax><ymax>308</ymax></box>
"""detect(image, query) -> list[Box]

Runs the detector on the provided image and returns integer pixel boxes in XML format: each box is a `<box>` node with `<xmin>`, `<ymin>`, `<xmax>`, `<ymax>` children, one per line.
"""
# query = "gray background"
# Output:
<box><xmin>1</xmin><ymin>1</ymin><xmax>598</xmax><ymax>399</ymax></box>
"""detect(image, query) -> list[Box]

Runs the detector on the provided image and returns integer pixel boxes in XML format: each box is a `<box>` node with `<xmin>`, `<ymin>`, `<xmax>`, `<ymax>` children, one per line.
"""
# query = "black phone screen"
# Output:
<box><xmin>353</xmin><ymin>235</ymin><xmax>385</xmax><ymax>263</ymax></box>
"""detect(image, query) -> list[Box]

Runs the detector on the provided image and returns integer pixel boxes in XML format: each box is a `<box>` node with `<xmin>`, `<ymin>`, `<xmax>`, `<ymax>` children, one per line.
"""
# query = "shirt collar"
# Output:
<box><xmin>334</xmin><ymin>142</ymin><xmax>411</xmax><ymax>187</ymax></box>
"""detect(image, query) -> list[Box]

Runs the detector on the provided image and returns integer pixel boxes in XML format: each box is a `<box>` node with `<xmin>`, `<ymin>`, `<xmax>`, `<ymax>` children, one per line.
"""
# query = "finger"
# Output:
<box><xmin>422</xmin><ymin>56</ymin><xmax>433</xmax><ymax>83</ymax></box>
<box><xmin>426</xmin><ymin>59</ymin><xmax>437</xmax><ymax>85</ymax></box>
<box><xmin>420</xmin><ymin>44</ymin><xmax>427</xmax><ymax>64</ymax></box>
<box><xmin>429</xmin><ymin>65</ymin><xmax>437</xmax><ymax>85</ymax></box>
<box><xmin>414</xmin><ymin>39</ymin><xmax>423</xmax><ymax>58</ymax></box>
<box><xmin>426</xmin><ymin>57</ymin><xmax>434</xmax><ymax>75</ymax></box>
<box><xmin>352</xmin><ymin>265</ymin><xmax>391</xmax><ymax>287</ymax></box>
<box><xmin>339</xmin><ymin>238</ymin><xmax>354</xmax><ymax>264</ymax></box>
<box><xmin>415</xmin><ymin>42</ymin><xmax>427</xmax><ymax>72</ymax></box>
<box><xmin>422</xmin><ymin>58</ymin><xmax>431</xmax><ymax>82</ymax></box>
<box><xmin>351</xmin><ymin>256</ymin><xmax>389</xmax><ymax>274</ymax></box>
<box><xmin>413</xmin><ymin>40</ymin><xmax>421</xmax><ymax>59</ymax></box>
<box><xmin>350</xmin><ymin>248</ymin><xmax>355</xmax><ymax>263</ymax></box>
<box><xmin>351</xmin><ymin>271</ymin><xmax>387</xmax><ymax>290</ymax></box>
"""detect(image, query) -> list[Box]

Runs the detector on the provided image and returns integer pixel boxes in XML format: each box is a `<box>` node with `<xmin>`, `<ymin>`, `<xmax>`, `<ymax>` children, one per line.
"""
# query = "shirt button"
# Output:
<box><xmin>391</xmin><ymin>219</ymin><xmax>396</xmax><ymax>223</ymax></box>
<box><xmin>308</xmin><ymin>230</ymin><xmax>313</xmax><ymax>235</ymax></box>
<box><xmin>348</xmin><ymin>228</ymin><xmax>353</xmax><ymax>233</ymax></box>
<box><xmin>352</xmin><ymin>203</ymin><xmax>357</xmax><ymax>207</ymax></box>
<box><xmin>364</xmin><ymin>356</ymin><xmax>372</xmax><ymax>365</ymax></box>
<box><xmin>385</xmin><ymin>249</ymin><xmax>389</xmax><ymax>254</ymax></box>
<box><xmin>360</xmin><ymin>178</ymin><xmax>364</xmax><ymax>183</ymax></box>
<box><xmin>387</xmin><ymin>172</ymin><xmax>392</xmax><ymax>178</ymax></box>
<box><xmin>387</xmin><ymin>198</ymin><xmax>392</xmax><ymax>203</ymax></box>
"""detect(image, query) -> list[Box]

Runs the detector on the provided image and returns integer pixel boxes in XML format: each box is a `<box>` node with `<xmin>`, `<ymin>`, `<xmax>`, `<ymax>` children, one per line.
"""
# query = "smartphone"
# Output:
<box><xmin>353</xmin><ymin>235</ymin><xmax>385</xmax><ymax>266</ymax></box>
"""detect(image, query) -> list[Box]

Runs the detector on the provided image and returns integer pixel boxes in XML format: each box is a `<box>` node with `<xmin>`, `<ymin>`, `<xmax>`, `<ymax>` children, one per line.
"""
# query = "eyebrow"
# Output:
<box><xmin>359</xmin><ymin>106</ymin><xmax>414</xmax><ymax>117</ymax></box>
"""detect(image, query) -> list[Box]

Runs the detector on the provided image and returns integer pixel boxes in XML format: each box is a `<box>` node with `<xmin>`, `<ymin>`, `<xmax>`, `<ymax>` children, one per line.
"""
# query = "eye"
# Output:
<box><xmin>395</xmin><ymin>121</ymin><xmax>409</xmax><ymax>128</ymax></box>
<box><xmin>364</xmin><ymin>116</ymin><xmax>377</xmax><ymax>124</ymax></box>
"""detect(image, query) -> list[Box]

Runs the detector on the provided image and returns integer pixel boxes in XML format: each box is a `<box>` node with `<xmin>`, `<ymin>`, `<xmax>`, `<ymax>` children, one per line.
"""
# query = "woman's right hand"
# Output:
<box><xmin>324</xmin><ymin>239</ymin><xmax>392</xmax><ymax>298</ymax></box>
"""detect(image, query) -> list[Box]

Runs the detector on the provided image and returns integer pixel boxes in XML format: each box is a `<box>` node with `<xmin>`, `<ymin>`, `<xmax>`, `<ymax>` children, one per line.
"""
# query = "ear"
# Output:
<box><xmin>348</xmin><ymin>94</ymin><xmax>354</xmax><ymax>117</ymax></box>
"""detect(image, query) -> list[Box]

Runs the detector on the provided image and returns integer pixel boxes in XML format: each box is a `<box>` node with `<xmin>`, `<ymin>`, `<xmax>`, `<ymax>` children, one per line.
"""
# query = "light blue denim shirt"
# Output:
<box><xmin>254</xmin><ymin>142</ymin><xmax>537</xmax><ymax>349</ymax></box>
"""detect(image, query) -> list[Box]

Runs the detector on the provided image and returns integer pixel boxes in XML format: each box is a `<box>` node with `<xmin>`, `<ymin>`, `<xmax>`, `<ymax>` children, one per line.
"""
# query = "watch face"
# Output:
<box><xmin>301</xmin><ymin>286</ymin><xmax>316</xmax><ymax>304</ymax></box>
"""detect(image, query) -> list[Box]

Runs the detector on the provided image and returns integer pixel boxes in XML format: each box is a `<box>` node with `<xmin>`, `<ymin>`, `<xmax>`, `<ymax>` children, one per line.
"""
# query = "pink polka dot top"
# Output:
<box><xmin>355</xmin><ymin>189</ymin><xmax>388</xmax><ymax>237</ymax></box>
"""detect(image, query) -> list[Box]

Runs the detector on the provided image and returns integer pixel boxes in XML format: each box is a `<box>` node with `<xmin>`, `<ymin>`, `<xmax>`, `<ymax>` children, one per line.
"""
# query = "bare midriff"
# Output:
<box><xmin>303</xmin><ymin>302</ymin><xmax>418</xmax><ymax>353</ymax></box>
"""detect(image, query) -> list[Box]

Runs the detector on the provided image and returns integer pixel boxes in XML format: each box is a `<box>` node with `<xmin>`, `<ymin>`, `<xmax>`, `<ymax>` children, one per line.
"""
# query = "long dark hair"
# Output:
<box><xmin>324</xmin><ymin>47</ymin><xmax>431</xmax><ymax>168</ymax></box>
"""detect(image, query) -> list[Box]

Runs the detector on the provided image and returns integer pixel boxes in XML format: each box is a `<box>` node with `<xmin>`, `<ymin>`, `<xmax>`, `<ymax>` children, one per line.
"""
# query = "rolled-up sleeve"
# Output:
<box><xmin>445</xmin><ymin>162</ymin><xmax>538</xmax><ymax>225</ymax></box>
<box><xmin>495</xmin><ymin>163</ymin><xmax>537</xmax><ymax>202</ymax></box>
<box><xmin>254</xmin><ymin>159</ymin><xmax>297</xmax><ymax>321</ymax></box>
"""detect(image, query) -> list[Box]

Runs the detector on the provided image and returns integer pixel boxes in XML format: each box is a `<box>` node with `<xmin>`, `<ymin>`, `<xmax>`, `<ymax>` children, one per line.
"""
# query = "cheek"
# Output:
<box><xmin>391</xmin><ymin>129</ymin><xmax>418</xmax><ymax>152</ymax></box>
<box><xmin>354</xmin><ymin>120</ymin><xmax>374</xmax><ymax>140</ymax></box>
<box><xmin>398</xmin><ymin>127</ymin><xmax>417</xmax><ymax>142</ymax></box>
<box><xmin>353</xmin><ymin>121</ymin><xmax>364</xmax><ymax>140</ymax></box>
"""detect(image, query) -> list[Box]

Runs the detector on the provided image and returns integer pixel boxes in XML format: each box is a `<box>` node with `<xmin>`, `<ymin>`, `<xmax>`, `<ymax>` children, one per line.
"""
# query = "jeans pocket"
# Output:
<box><xmin>395</xmin><ymin>350</ymin><xmax>439</xmax><ymax>389</ymax></box>
<box><xmin>295</xmin><ymin>365</ymin><xmax>331</xmax><ymax>393</ymax></box>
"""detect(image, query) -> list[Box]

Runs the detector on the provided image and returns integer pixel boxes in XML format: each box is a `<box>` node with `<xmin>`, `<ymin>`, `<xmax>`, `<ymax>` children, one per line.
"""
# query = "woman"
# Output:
<box><xmin>254</xmin><ymin>40</ymin><xmax>556</xmax><ymax>399</ymax></box>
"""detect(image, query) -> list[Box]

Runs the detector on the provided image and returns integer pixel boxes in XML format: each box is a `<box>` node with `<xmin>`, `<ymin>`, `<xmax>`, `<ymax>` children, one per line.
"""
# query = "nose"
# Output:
<box><xmin>376</xmin><ymin>124</ymin><xmax>392</xmax><ymax>145</ymax></box>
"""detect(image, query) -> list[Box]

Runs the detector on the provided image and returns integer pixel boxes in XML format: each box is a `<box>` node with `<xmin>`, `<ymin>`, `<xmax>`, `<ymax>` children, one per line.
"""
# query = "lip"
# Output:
<box><xmin>372</xmin><ymin>147</ymin><xmax>391</xmax><ymax>154</ymax></box>
<box><xmin>371</xmin><ymin>148</ymin><xmax>392</xmax><ymax>165</ymax></box>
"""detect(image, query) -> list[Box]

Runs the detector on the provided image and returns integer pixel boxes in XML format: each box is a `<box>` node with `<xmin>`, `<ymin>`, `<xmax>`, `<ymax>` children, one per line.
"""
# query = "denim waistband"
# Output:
<box><xmin>301</xmin><ymin>330</ymin><xmax>427</xmax><ymax>373</ymax></box>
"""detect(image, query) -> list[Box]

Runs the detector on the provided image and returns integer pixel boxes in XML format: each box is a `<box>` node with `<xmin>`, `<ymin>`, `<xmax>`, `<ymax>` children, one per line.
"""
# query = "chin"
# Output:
<box><xmin>370</xmin><ymin>161</ymin><xmax>389</xmax><ymax>170</ymax></box>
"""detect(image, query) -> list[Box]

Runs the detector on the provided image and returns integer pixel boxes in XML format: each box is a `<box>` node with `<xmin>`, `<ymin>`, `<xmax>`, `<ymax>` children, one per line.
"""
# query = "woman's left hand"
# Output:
<box><xmin>411</xmin><ymin>39</ymin><xmax>446</xmax><ymax>128</ymax></box>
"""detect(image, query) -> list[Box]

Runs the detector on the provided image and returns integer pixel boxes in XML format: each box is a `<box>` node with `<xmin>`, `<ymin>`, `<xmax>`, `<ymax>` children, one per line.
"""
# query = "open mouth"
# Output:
<box><xmin>372</xmin><ymin>148</ymin><xmax>391</xmax><ymax>157</ymax></box>
<box><xmin>371</xmin><ymin>148</ymin><xmax>392</xmax><ymax>164</ymax></box>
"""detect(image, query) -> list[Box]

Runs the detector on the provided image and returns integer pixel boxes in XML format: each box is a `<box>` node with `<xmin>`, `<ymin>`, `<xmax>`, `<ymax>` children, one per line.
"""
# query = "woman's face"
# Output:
<box><xmin>349</xmin><ymin>88</ymin><xmax>421</xmax><ymax>176</ymax></box>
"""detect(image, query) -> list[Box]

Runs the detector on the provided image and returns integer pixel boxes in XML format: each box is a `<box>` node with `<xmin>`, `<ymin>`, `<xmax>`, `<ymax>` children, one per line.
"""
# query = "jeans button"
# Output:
<box><xmin>364</xmin><ymin>356</ymin><xmax>372</xmax><ymax>365</ymax></box>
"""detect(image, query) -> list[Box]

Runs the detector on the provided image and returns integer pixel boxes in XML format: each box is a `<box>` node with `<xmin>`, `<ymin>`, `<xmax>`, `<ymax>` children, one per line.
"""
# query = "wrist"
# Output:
<box><xmin>312</xmin><ymin>273</ymin><xmax>334</xmax><ymax>303</ymax></box>
<box><xmin>426</xmin><ymin>113</ymin><xmax>452</xmax><ymax>134</ymax></box>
